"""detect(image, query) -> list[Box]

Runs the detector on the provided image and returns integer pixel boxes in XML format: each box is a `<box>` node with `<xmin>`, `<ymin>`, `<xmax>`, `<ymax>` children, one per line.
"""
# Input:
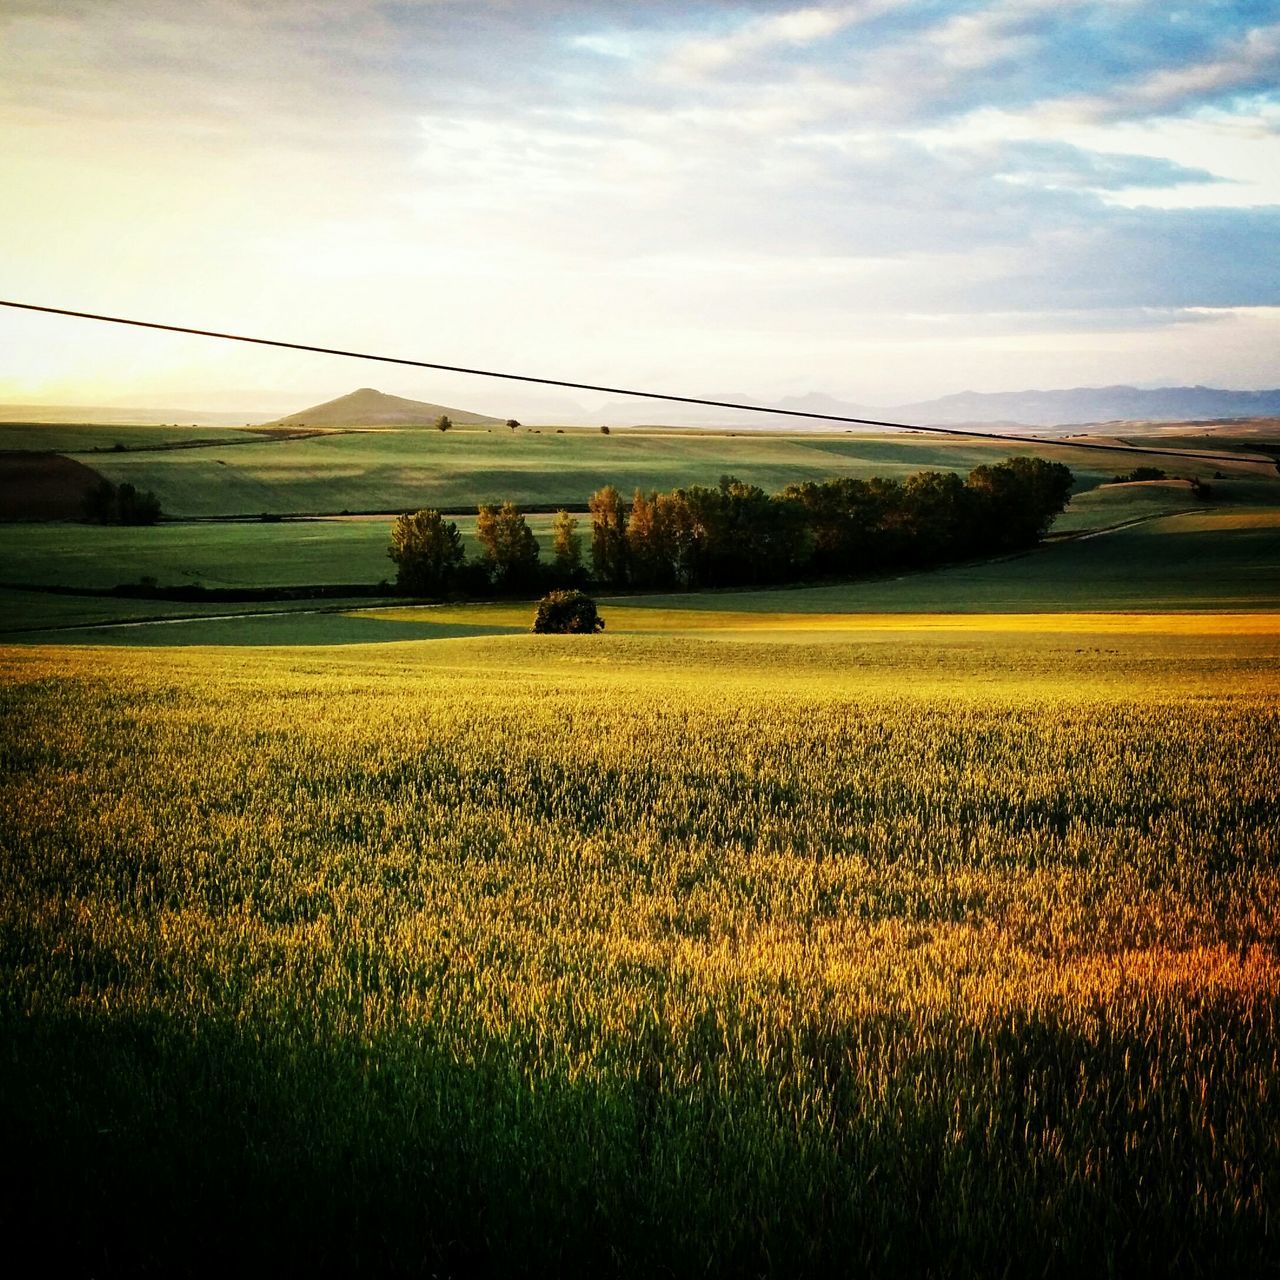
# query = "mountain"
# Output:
<box><xmin>266</xmin><ymin>388</ymin><xmax>503</xmax><ymax>427</ymax></box>
<box><xmin>592</xmin><ymin>385</ymin><xmax>1280</xmax><ymax>431</ymax></box>
<box><xmin>888</xmin><ymin>385</ymin><xmax>1280</xmax><ymax>428</ymax></box>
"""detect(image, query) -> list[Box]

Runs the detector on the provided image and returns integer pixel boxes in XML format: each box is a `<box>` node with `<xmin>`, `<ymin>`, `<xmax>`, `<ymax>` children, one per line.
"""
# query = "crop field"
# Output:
<box><xmin>0</xmin><ymin>421</ymin><xmax>253</xmax><ymax>452</ymax></box>
<box><xmin>3</xmin><ymin>421</ymin><xmax>1278</xmax><ymax>1274</ymax></box>
<box><xmin>0</xmin><ymin>513</ymin><xmax>563</xmax><ymax>592</ymax></box>
<box><xmin>2</xmin><ymin>631</ymin><xmax>1278</xmax><ymax>1275</ymax></box>
<box><xmin>1</xmin><ymin>482</ymin><xmax>1277</xmax><ymax>614</ymax></box>
<box><xmin>42</xmin><ymin>422</ymin><xmax>1266</xmax><ymax>518</ymax></box>
<box><xmin>5</xmin><ymin>503</ymin><xmax>1276</xmax><ymax>647</ymax></box>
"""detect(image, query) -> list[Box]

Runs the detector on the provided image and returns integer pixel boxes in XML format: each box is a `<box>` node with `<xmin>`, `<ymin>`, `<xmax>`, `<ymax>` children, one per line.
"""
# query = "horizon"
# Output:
<box><xmin>3</xmin><ymin>378</ymin><xmax>1280</xmax><ymax>428</ymax></box>
<box><xmin>2</xmin><ymin>2</ymin><xmax>1278</xmax><ymax>407</ymax></box>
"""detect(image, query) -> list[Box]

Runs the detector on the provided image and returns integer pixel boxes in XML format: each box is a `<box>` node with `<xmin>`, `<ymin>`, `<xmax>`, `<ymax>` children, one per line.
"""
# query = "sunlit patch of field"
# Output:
<box><xmin>3</xmin><ymin>633</ymin><xmax>1279</xmax><ymax>1272</ymax></box>
<box><xmin>358</xmin><ymin>601</ymin><xmax>1280</xmax><ymax>638</ymax></box>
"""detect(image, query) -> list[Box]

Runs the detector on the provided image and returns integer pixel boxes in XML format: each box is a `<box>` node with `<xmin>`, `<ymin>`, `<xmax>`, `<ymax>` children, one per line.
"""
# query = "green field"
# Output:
<box><xmin>6</xmin><ymin>505</ymin><xmax>1277</xmax><ymax>645</ymax></box>
<box><xmin>0</xmin><ymin>513</ymin><xmax>563</xmax><ymax>592</ymax></box>
<box><xmin>2</xmin><ymin>473</ymin><xmax>1276</xmax><ymax>608</ymax></box>
<box><xmin>0</xmin><ymin>421</ymin><xmax>264</xmax><ymax>453</ymax></box>
<box><xmin>52</xmin><ymin>423</ymin><xmax>1269</xmax><ymax>517</ymax></box>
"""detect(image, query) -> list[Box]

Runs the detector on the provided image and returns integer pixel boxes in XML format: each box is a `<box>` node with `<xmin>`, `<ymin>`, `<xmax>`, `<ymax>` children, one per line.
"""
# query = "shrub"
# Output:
<box><xmin>531</xmin><ymin>590</ymin><xmax>604</xmax><ymax>634</ymax></box>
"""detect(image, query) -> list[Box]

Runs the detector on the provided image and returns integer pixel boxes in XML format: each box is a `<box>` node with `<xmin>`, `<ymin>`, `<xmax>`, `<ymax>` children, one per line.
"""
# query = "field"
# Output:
<box><xmin>4</xmin><ymin>420</ymin><xmax>1270</xmax><ymax>520</ymax></box>
<box><xmin>0</xmin><ymin>513</ymin><xmax>563</xmax><ymax>593</ymax></box>
<box><xmin>3</xmin><ymin>421</ymin><xmax>1280</xmax><ymax>1274</ymax></box>
<box><xmin>4</xmin><ymin>627</ymin><xmax>1279</xmax><ymax>1275</ymax></box>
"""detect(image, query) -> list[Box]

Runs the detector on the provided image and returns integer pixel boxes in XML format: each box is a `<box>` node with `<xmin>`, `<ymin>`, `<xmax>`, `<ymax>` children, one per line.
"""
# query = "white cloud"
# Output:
<box><xmin>664</xmin><ymin>4</ymin><xmax>879</xmax><ymax>78</ymax></box>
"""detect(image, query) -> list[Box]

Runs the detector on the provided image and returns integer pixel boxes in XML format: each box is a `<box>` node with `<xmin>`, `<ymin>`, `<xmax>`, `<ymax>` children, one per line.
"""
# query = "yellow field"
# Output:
<box><xmin>359</xmin><ymin>601</ymin><xmax>1280</xmax><ymax>637</ymax></box>
<box><xmin>3</xmin><ymin>629</ymin><xmax>1278</xmax><ymax>1272</ymax></box>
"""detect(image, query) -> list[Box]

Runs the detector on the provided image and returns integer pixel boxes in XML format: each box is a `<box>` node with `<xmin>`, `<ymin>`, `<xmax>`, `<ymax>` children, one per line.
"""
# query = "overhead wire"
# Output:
<box><xmin>0</xmin><ymin>298</ymin><xmax>1266</xmax><ymax>468</ymax></box>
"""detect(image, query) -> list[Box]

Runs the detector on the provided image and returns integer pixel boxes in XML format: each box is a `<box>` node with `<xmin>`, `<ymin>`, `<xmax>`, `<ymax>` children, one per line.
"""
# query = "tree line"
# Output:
<box><xmin>389</xmin><ymin>455</ymin><xmax>1074</xmax><ymax>597</ymax></box>
<box><xmin>82</xmin><ymin>478</ymin><xmax>162</xmax><ymax>525</ymax></box>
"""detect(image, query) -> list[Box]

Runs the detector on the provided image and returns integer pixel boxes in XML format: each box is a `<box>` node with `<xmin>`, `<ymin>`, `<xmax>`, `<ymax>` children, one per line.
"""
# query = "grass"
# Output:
<box><xmin>607</xmin><ymin>508</ymin><xmax>1280</xmax><ymax>616</ymax></box>
<box><xmin>1048</xmin><ymin>479</ymin><xmax>1201</xmax><ymax>532</ymax></box>
<box><xmin>0</xmin><ymin>513</ymin><xmax>562</xmax><ymax>592</ymax></box>
<box><xmin>60</xmin><ymin>423</ymin><xmax>1267</xmax><ymax>518</ymax></box>
<box><xmin>2</xmin><ymin>479</ymin><xmax>1276</xmax><ymax>615</ymax></box>
<box><xmin>3</xmin><ymin>422</ymin><xmax>1278</xmax><ymax>1271</ymax></box>
<box><xmin>0</xmin><ymin>421</ymin><xmax>259</xmax><ymax>452</ymax></box>
<box><xmin>7</xmin><ymin>504</ymin><xmax>1270</xmax><ymax>647</ymax></box>
<box><xmin>2</xmin><ymin>633</ymin><xmax>1278</xmax><ymax>1274</ymax></box>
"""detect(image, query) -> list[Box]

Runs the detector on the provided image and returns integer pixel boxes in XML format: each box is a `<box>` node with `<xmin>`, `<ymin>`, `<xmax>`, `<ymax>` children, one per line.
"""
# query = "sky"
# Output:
<box><xmin>1</xmin><ymin>0</ymin><xmax>1278</xmax><ymax>416</ymax></box>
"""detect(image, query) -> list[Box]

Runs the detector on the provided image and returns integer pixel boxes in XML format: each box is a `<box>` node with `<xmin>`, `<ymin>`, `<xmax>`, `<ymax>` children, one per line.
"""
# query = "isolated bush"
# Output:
<box><xmin>436</xmin><ymin>414</ymin><xmax>453</xmax><ymax>433</ymax></box>
<box><xmin>531</xmin><ymin>590</ymin><xmax>604</xmax><ymax>634</ymax></box>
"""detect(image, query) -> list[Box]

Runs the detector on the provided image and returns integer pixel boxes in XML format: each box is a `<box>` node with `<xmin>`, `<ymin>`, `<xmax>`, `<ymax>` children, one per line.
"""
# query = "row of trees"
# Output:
<box><xmin>390</xmin><ymin>502</ymin><xmax>585</xmax><ymax>596</ymax></box>
<box><xmin>588</xmin><ymin>456</ymin><xmax>1074</xmax><ymax>589</ymax></box>
<box><xmin>388</xmin><ymin>456</ymin><xmax>1074</xmax><ymax>597</ymax></box>
<box><xmin>82</xmin><ymin>479</ymin><xmax>162</xmax><ymax>526</ymax></box>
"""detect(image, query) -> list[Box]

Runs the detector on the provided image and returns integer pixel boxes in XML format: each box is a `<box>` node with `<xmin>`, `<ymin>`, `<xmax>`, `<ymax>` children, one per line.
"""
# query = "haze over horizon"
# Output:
<box><xmin>2</xmin><ymin>1</ymin><xmax>1278</xmax><ymax>412</ymax></box>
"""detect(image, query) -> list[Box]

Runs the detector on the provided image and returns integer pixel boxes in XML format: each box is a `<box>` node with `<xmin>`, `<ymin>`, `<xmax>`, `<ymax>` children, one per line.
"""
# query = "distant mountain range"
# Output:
<box><xmin>3</xmin><ymin>383</ymin><xmax>1278</xmax><ymax>432</ymax></box>
<box><xmin>266</xmin><ymin>387</ymin><xmax>503</xmax><ymax>427</ymax></box>
<box><xmin>593</xmin><ymin>385</ymin><xmax>1280</xmax><ymax>430</ymax></box>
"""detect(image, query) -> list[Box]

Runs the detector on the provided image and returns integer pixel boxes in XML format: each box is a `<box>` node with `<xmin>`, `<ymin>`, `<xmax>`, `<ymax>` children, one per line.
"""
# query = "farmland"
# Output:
<box><xmin>3</xmin><ymin>626</ymin><xmax>1279</xmax><ymax>1275</ymax></box>
<box><xmin>2</xmin><ymin>419</ymin><xmax>1279</xmax><ymax>1274</ymax></box>
<box><xmin>4</xmin><ymin>418</ymin><xmax>1269</xmax><ymax>520</ymax></box>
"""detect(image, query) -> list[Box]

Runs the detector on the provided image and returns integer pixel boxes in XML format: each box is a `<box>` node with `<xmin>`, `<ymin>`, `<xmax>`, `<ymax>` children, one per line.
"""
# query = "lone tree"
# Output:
<box><xmin>551</xmin><ymin>509</ymin><xmax>582</xmax><ymax>577</ymax></box>
<box><xmin>531</xmin><ymin>589</ymin><xmax>604</xmax><ymax>634</ymax></box>
<box><xmin>388</xmin><ymin>509</ymin><xmax>465</xmax><ymax>596</ymax></box>
<box><xmin>475</xmin><ymin>500</ymin><xmax>540</xmax><ymax>590</ymax></box>
<box><xmin>436</xmin><ymin>414</ymin><xmax>453</xmax><ymax>433</ymax></box>
<box><xmin>506</xmin><ymin>419</ymin><xmax>520</xmax><ymax>431</ymax></box>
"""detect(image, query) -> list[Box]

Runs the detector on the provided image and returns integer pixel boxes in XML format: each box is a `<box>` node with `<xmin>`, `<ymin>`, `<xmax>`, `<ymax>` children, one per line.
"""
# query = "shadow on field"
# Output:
<box><xmin>2</xmin><ymin>1006</ymin><xmax>1273</xmax><ymax>1277</ymax></box>
<box><xmin>15</xmin><ymin>611</ymin><xmax>523</xmax><ymax>647</ymax></box>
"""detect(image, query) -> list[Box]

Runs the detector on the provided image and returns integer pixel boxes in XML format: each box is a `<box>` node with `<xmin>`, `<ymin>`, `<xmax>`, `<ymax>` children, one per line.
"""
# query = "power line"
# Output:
<box><xmin>0</xmin><ymin>297</ymin><xmax>1265</xmax><ymax>467</ymax></box>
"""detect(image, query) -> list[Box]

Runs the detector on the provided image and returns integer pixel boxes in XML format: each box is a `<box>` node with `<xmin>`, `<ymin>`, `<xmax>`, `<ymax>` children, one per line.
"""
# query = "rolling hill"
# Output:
<box><xmin>267</xmin><ymin>387</ymin><xmax>503</xmax><ymax>427</ymax></box>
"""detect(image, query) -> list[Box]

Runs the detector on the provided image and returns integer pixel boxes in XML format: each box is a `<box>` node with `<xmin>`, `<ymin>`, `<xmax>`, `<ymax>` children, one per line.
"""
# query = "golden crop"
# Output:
<box><xmin>2</xmin><ymin>636</ymin><xmax>1277</xmax><ymax>1274</ymax></box>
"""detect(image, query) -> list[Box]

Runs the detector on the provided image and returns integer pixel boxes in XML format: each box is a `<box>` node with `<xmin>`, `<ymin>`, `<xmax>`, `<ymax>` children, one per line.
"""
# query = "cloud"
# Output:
<box><xmin>663</xmin><ymin>5</ymin><xmax>875</xmax><ymax>77</ymax></box>
<box><xmin>1097</xmin><ymin>21</ymin><xmax>1280</xmax><ymax>119</ymax></box>
<box><xmin>4</xmin><ymin>0</ymin><xmax>1279</xmax><ymax>403</ymax></box>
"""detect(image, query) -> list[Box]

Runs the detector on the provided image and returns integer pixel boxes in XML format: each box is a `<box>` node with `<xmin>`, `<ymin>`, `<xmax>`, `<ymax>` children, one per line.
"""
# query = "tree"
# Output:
<box><xmin>966</xmin><ymin>456</ymin><xmax>1073</xmax><ymax>551</ymax></box>
<box><xmin>531</xmin><ymin>590</ymin><xmax>604</xmax><ymax>634</ymax></box>
<box><xmin>588</xmin><ymin>485</ymin><xmax>628</xmax><ymax>584</ymax></box>
<box><xmin>900</xmin><ymin>470</ymin><xmax>972</xmax><ymax>565</ymax></box>
<box><xmin>625</xmin><ymin>490</ymin><xmax>660</xmax><ymax>587</ymax></box>
<box><xmin>600</xmin><ymin>424</ymin><xmax>610</xmax><ymax>435</ymax></box>
<box><xmin>506</xmin><ymin>419</ymin><xmax>520</xmax><ymax>431</ymax></box>
<box><xmin>436</xmin><ymin>414</ymin><xmax>453</xmax><ymax>432</ymax></box>
<box><xmin>475</xmin><ymin>500</ymin><xmax>540</xmax><ymax>590</ymax></box>
<box><xmin>81</xmin><ymin>478</ymin><xmax>162</xmax><ymax>525</ymax></box>
<box><xmin>388</xmin><ymin>509</ymin><xmax>465</xmax><ymax>596</ymax></box>
<box><xmin>551</xmin><ymin>509</ymin><xmax>583</xmax><ymax>577</ymax></box>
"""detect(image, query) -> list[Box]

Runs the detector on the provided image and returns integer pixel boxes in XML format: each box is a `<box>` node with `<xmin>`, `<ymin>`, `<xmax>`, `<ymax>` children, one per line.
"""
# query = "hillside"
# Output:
<box><xmin>267</xmin><ymin>387</ymin><xmax>503</xmax><ymax>427</ymax></box>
